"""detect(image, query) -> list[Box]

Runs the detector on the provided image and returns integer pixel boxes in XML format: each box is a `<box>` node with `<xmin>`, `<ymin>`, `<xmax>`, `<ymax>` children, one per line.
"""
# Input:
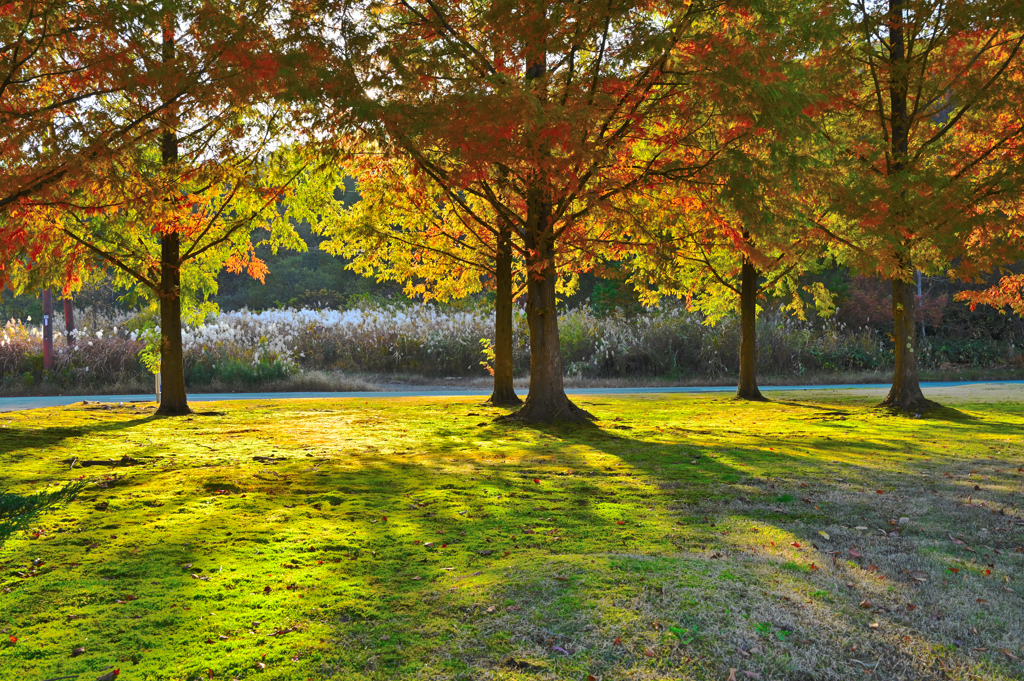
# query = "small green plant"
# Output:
<box><xmin>0</xmin><ymin>481</ymin><xmax>87</xmax><ymax>546</ymax></box>
<box><xmin>668</xmin><ymin>625</ymin><xmax>699</xmax><ymax>645</ymax></box>
<box><xmin>753</xmin><ymin>622</ymin><xmax>791</xmax><ymax>641</ymax></box>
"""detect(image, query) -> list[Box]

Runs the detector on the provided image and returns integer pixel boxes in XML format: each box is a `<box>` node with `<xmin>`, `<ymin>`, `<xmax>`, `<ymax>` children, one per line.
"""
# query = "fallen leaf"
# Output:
<box><xmin>859</xmin><ymin>600</ymin><xmax>872</xmax><ymax>609</ymax></box>
<box><xmin>977</xmin><ymin>598</ymin><xmax>989</xmax><ymax>604</ymax></box>
<box><xmin>96</xmin><ymin>670</ymin><xmax>120</xmax><ymax>681</ymax></box>
<box><xmin>791</xmin><ymin>542</ymin><xmax>801</xmax><ymax>548</ymax></box>
<box><xmin>534</xmin><ymin>479</ymin><xmax>540</xmax><ymax>484</ymax></box>
<box><xmin>644</xmin><ymin>648</ymin><xmax>656</xmax><ymax>658</ymax></box>
<box><xmin>728</xmin><ymin>670</ymin><xmax>738</xmax><ymax>681</ymax></box>
<box><xmin>849</xmin><ymin>549</ymin><xmax>864</xmax><ymax>559</ymax></box>
<box><xmin>8</xmin><ymin>635</ymin><xmax>16</xmax><ymax>644</ymax></box>
<box><xmin>818</xmin><ymin>531</ymin><xmax>830</xmax><ymax>540</ymax></box>
<box><xmin>1001</xmin><ymin>649</ymin><xmax>1021</xmax><ymax>662</ymax></box>
<box><xmin>71</xmin><ymin>646</ymin><xmax>86</xmax><ymax>657</ymax></box>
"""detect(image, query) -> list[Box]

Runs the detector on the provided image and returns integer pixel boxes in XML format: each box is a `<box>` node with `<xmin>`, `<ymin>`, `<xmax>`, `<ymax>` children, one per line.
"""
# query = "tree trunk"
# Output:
<box><xmin>508</xmin><ymin>189</ymin><xmax>591</xmax><ymax>423</ymax></box>
<box><xmin>736</xmin><ymin>259</ymin><xmax>765</xmax><ymax>401</ymax></box>
<box><xmin>156</xmin><ymin>231</ymin><xmax>190</xmax><ymax>415</ymax></box>
<box><xmin>487</xmin><ymin>221</ymin><xmax>521</xmax><ymax>406</ymax></box>
<box><xmin>155</xmin><ymin>21</ymin><xmax>190</xmax><ymax>416</ymax></box>
<box><xmin>878</xmin><ymin>1</ymin><xmax>935</xmax><ymax>413</ymax></box>
<box><xmin>881</xmin><ymin>277</ymin><xmax>936</xmax><ymax>412</ymax></box>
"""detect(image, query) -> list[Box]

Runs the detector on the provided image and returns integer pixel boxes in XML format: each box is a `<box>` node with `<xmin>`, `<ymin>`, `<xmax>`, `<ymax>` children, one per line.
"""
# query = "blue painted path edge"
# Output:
<box><xmin>1</xmin><ymin>380</ymin><xmax>1021</xmax><ymax>412</ymax></box>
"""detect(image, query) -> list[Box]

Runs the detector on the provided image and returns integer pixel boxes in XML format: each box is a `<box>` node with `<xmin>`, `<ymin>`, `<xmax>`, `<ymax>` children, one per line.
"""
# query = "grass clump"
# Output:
<box><xmin>0</xmin><ymin>391</ymin><xmax>1023</xmax><ymax>680</ymax></box>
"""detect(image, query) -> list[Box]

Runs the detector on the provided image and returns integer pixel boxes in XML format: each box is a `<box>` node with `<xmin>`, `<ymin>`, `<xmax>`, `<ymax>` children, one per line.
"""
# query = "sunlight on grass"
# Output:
<box><xmin>1</xmin><ymin>393</ymin><xmax>1022</xmax><ymax>680</ymax></box>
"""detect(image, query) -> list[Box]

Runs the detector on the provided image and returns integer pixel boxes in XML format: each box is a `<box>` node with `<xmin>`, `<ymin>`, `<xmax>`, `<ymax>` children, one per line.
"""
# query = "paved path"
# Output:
<box><xmin>1</xmin><ymin>380</ymin><xmax>1021</xmax><ymax>412</ymax></box>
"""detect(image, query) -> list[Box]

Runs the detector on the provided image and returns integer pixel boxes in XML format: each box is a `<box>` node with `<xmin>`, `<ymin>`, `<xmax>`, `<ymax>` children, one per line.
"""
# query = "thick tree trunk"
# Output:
<box><xmin>878</xmin><ymin>2</ymin><xmax>935</xmax><ymax>413</ymax></box>
<box><xmin>881</xmin><ymin>277</ymin><xmax>936</xmax><ymax>412</ymax></box>
<box><xmin>156</xmin><ymin>232</ymin><xmax>190</xmax><ymax>415</ymax></box>
<box><xmin>736</xmin><ymin>259</ymin><xmax>765</xmax><ymax>401</ymax></box>
<box><xmin>155</xmin><ymin>22</ymin><xmax>190</xmax><ymax>416</ymax></box>
<box><xmin>508</xmin><ymin>191</ymin><xmax>591</xmax><ymax>423</ymax></box>
<box><xmin>487</xmin><ymin>222</ymin><xmax>521</xmax><ymax>406</ymax></box>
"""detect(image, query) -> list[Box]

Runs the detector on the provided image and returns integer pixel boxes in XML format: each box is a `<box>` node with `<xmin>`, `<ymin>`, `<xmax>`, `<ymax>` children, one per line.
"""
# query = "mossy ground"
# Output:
<box><xmin>1</xmin><ymin>392</ymin><xmax>1022</xmax><ymax>680</ymax></box>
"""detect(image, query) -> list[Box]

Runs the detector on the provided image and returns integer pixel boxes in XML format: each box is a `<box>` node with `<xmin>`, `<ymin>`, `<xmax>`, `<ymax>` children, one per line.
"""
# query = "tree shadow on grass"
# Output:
<box><xmin>0</xmin><ymin>416</ymin><xmax>156</xmax><ymax>459</ymax></box>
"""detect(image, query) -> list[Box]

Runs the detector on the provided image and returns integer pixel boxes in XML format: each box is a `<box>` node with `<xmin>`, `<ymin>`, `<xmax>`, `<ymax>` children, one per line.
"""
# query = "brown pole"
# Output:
<box><xmin>42</xmin><ymin>289</ymin><xmax>54</xmax><ymax>371</ymax></box>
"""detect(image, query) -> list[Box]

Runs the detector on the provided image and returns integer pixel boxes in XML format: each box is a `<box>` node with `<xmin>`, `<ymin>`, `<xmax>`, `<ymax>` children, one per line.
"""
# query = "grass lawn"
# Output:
<box><xmin>1</xmin><ymin>391</ymin><xmax>1023</xmax><ymax>681</ymax></box>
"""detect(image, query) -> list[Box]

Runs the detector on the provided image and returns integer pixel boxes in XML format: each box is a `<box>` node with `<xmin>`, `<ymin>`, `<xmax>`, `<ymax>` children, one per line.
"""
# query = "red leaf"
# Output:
<box><xmin>613</xmin><ymin>637</ymin><xmax>621</xmax><ymax>645</ymax></box>
<box><xmin>8</xmin><ymin>635</ymin><xmax>16</xmax><ymax>644</ymax></box>
<box><xmin>534</xmin><ymin>479</ymin><xmax>540</xmax><ymax>484</ymax></box>
<box><xmin>791</xmin><ymin>542</ymin><xmax>801</xmax><ymax>548</ymax></box>
<box><xmin>382</xmin><ymin>515</ymin><xmax>387</xmax><ymax>522</ymax></box>
<box><xmin>263</xmin><ymin>586</ymin><xmax>272</xmax><ymax>594</ymax></box>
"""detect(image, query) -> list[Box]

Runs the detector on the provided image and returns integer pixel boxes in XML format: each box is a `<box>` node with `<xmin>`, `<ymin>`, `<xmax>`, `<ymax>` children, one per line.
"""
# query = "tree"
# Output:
<box><xmin>615</xmin><ymin>0</ymin><xmax>839</xmax><ymax>401</ymax></box>
<box><xmin>620</xmin><ymin>183</ymin><xmax>835</xmax><ymax>400</ymax></box>
<box><xmin>825</xmin><ymin>0</ymin><xmax>1024</xmax><ymax>411</ymax></box>
<box><xmin>2</xmin><ymin>0</ymin><xmax>300</xmax><ymax>414</ymax></box>
<box><xmin>290</xmin><ymin>0</ymin><xmax>768</xmax><ymax>421</ymax></box>
<box><xmin>287</xmin><ymin>154</ymin><xmax>528</xmax><ymax>405</ymax></box>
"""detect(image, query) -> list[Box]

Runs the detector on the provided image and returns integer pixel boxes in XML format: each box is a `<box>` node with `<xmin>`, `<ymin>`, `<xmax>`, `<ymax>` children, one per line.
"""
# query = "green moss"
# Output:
<box><xmin>0</xmin><ymin>394</ymin><xmax>1022</xmax><ymax>679</ymax></box>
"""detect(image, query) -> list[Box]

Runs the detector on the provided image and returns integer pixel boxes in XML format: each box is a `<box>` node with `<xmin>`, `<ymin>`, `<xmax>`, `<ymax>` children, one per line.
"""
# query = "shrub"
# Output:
<box><xmin>1</xmin><ymin>299</ymin><xmax>1021</xmax><ymax>392</ymax></box>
